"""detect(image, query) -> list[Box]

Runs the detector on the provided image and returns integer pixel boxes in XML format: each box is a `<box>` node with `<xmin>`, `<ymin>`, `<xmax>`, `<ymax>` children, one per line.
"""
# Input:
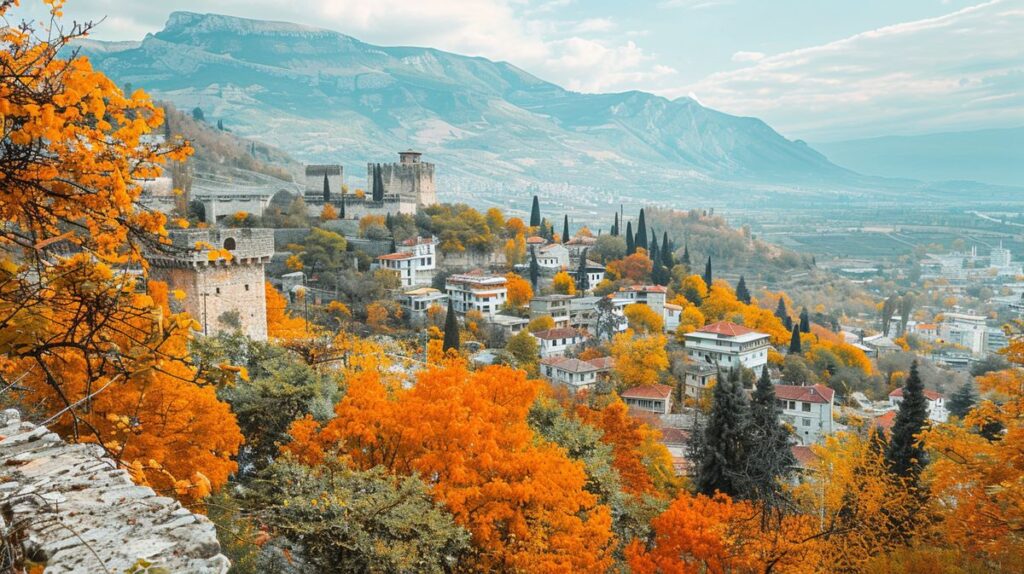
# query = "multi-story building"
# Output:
<box><xmin>400</xmin><ymin>287</ymin><xmax>448</xmax><ymax>321</ymax></box>
<box><xmin>889</xmin><ymin>387</ymin><xmax>948</xmax><ymax>423</ymax></box>
<box><xmin>621</xmin><ymin>384</ymin><xmax>674</xmax><ymax>415</ymax></box>
<box><xmin>682</xmin><ymin>321</ymin><xmax>771</xmax><ymax>372</ymax></box>
<box><xmin>148</xmin><ymin>228</ymin><xmax>274</xmax><ymax>341</ymax></box>
<box><xmin>539</xmin><ymin>356</ymin><xmax>614</xmax><ymax>393</ymax></box>
<box><xmin>681</xmin><ymin>362</ymin><xmax>717</xmax><ymax>397</ymax></box>
<box><xmin>618</xmin><ymin>285</ymin><xmax>667</xmax><ymax>318</ymax></box>
<box><xmin>369</xmin><ymin>150</ymin><xmax>437</xmax><ymax>208</ymax></box>
<box><xmin>775</xmin><ymin>384</ymin><xmax>835</xmax><ymax>444</ymax></box>
<box><xmin>530</xmin><ymin>294</ymin><xmax>574</xmax><ymax>329</ymax></box>
<box><xmin>445</xmin><ymin>272</ymin><xmax>508</xmax><ymax>318</ymax></box>
<box><xmin>939</xmin><ymin>313</ymin><xmax>988</xmax><ymax>355</ymax></box>
<box><xmin>532</xmin><ymin>327</ymin><xmax>588</xmax><ymax>358</ymax></box>
<box><xmin>376</xmin><ymin>236</ymin><xmax>438</xmax><ymax>288</ymax></box>
<box><xmin>536</xmin><ymin>243</ymin><xmax>570</xmax><ymax>269</ymax></box>
<box><xmin>576</xmin><ymin>260</ymin><xmax>606</xmax><ymax>292</ymax></box>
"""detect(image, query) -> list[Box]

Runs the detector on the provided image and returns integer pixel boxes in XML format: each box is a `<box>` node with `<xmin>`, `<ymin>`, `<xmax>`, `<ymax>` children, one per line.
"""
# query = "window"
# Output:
<box><xmin>244</xmin><ymin>284</ymin><xmax>250</xmax><ymax>291</ymax></box>
<box><xmin>802</xmin><ymin>418</ymin><xmax>811</xmax><ymax>427</ymax></box>
<box><xmin>802</xmin><ymin>402</ymin><xmax>811</xmax><ymax>412</ymax></box>
<box><xmin>788</xmin><ymin>400</ymin><xmax>796</xmax><ymax>410</ymax></box>
<box><xmin>215</xmin><ymin>287</ymin><xmax>221</xmax><ymax>295</ymax></box>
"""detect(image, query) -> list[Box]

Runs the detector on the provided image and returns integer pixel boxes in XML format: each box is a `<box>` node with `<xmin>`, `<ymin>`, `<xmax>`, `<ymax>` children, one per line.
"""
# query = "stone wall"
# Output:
<box><xmin>152</xmin><ymin>263</ymin><xmax>269</xmax><ymax>341</ymax></box>
<box><xmin>0</xmin><ymin>410</ymin><xmax>229</xmax><ymax>573</ymax></box>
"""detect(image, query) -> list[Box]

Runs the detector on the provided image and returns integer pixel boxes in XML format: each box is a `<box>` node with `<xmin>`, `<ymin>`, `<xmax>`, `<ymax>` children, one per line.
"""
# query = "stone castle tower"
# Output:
<box><xmin>148</xmin><ymin>228</ymin><xmax>275</xmax><ymax>341</ymax></box>
<box><xmin>305</xmin><ymin>164</ymin><xmax>343</xmax><ymax>200</ymax></box>
<box><xmin>368</xmin><ymin>150</ymin><xmax>437</xmax><ymax>208</ymax></box>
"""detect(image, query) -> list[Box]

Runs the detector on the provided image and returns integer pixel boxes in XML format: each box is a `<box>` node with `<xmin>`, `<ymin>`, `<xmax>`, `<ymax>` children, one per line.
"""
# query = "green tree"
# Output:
<box><xmin>681</xmin><ymin>244</ymin><xmax>691</xmax><ymax>268</ymax></box>
<box><xmin>322</xmin><ymin>172</ymin><xmax>331</xmax><ymax>202</ymax></box>
<box><xmin>661</xmin><ymin>231</ymin><xmax>674</xmax><ymax>268</ymax></box>
<box><xmin>562</xmin><ymin>214</ymin><xmax>570</xmax><ymax>244</ymax></box>
<box><xmin>192</xmin><ymin>106</ymin><xmax>204</xmax><ymax>121</ymax></box>
<box><xmin>443</xmin><ymin>299</ymin><xmax>460</xmax><ymax>353</ymax></box>
<box><xmin>529</xmin><ymin>248</ymin><xmax>540</xmax><ymax>289</ymax></box>
<box><xmin>788</xmin><ymin>323</ymin><xmax>802</xmax><ymax>354</ymax></box>
<box><xmin>946</xmin><ymin>379</ymin><xmax>977</xmax><ymax>419</ymax></box>
<box><xmin>635</xmin><ymin>209</ymin><xmax>648</xmax><ymax>252</ymax></box>
<box><xmin>576</xmin><ymin>248</ymin><xmax>591</xmax><ymax>292</ymax></box>
<box><xmin>246</xmin><ymin>458</ymin><xmax>470</xmax><ymax>573</ymax></box>
<box><xmin>694</xmin><ymin>368</ymin><xmax>751</xmax><ymax>497</ymax></box>
<box><xmin>742</xmin><ymin>367</ymin><xmax>796</xmax><ymax>524</ymax></box>
<box><xmin>594</xmin><ymin>234</ymin><xmax>626</xmax><ymax>263</ymax></box>
<box><xmin>775</xmin><ymin>297</ymin><xmax>793</xmax><ymax>331</ymax></box>
<box><xmin>703</xmin><ymin>256</ymin><xmax>713</xmax><ymax>288</ymax></box>
<box><xmin>626</xmin><ymin>221</ymin><xmax>635</xmax><ymax>255</ymax></box>
<box><xmin>506</xmin><ymin>330</ymin><xmax>539</xmax><ymax>374</ymax></box>
<box><xmin>530</xmin><ymin>195</ymin><xmax>541</xmax><ymax>227</ymax></box>
<box><xmin>612</xmin><ymin>212</ymin><xmax>619</xmax><ymax>236</ymax></box>
<box><xmin>885</xmin><ymin>361</ymin><xmax>930</xmax><ymax>483</ymax></box>
<box><xmin>372</xmin><ymin>163</ymin><xmax>385</xmax><ymax>202</ymax></box>
<box><xmin>300</xmin><ymin>228</ymin><xmax>348</xmax><ymax>275</ymax></box>
<box><xmin>799</xmin><ymin>307</ymin><xmax>811</xmax><ymax>333</ymax></box>
<box><xmin>736</xmin><ymin>275</ymin><xmax>751</xmax><ymax>304</ymax></box>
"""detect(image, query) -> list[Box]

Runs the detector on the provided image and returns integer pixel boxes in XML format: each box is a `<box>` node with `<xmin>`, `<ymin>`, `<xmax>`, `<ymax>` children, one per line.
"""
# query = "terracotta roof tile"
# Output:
<box><xmin>621</xmin><ymin>384</ymin><xmax>674</xmax><ymax>400</ymax></box>
<box><xmin>698</xmin><ymin>321</ymin><xmax>757</xmax><ymax>337</ymax></box>
<box><xmin>889</xmin><ymin>387</ymin><xmax>944</xmax><ymax>401</ymax></box>
<box><xmin>774</xmin><ymin>384</ymin><xmax>835</xmax><ymax>404</ymax></box>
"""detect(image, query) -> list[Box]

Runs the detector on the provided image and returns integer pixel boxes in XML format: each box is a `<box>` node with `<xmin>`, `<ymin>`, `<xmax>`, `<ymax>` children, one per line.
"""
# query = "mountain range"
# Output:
<box><xmin>76</xmin><ymin>12</ymin><xmax>1018</xmax><ymax>207</ymax></box>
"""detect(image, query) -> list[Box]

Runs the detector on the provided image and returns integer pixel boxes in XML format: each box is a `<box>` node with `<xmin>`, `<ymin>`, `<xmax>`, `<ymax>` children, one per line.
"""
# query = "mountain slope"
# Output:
<box><xmin>74</xmin><ymin>11</ymin><xmax>859</xmax><ymax>201</ymax></box>
<box><xmin>814</xmin><ymin>127</ymin><xmax>1024</xmax><ymax>188</ymax></box>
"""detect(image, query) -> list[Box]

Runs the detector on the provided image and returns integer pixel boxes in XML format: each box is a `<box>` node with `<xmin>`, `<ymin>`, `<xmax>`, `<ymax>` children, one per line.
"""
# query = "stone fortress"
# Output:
<box><xmin>148</xmin><ymin>228</ymin><xmax>275</xmax><ymax>341</ymax></box>
<box><xmin>302</xmin><ymin>150</ymin><xmax>438</xmax><ymax>219</ymax></box>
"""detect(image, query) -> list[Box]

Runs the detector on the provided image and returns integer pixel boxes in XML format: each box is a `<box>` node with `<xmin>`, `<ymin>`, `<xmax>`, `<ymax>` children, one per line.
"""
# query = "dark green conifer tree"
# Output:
<box><xmin>703</xmin><ymin>256</ymin><xmax>713</xmax><ymax>288</ymax></box>
<box><xmin>736</xmin><ymin>275</ymin><xmax>751</xmax><ymax>304</ymax></box>
<box><xmin>442</xmin><ymin>299</ymin><xmax>460</xmax><ymax>353</ymax></box>
<box><xmin>339</xmin><ymin>193</ymin><xmax>345</xmax><ymax>219</ymax></box>
<box><xmin>625</xmin><ymin>221</ymin><xmax>635</xmax><ymax>255</ymax></box>
<box><xmin>681</xmin><ymin>244</ymin><xmax>691</xmax><ymax>267</ymax></box>
<box><xmin>886</xmin><ymin>361</ymin><xmax>930</xmax><ymax>483</ymax></box>
<box><xmin>372</xmin><ymin>164</ymin><xmax>385</xmax><ymax>202</ymax></box>
<box><xmin>562</xmin><ymin>215</ymin><xmax>570</xmax><ymax>244</ymax></box>
<box><xmin>612</xmin><ymin>212</ymin><xmax>619</xmax><ymax>236</ymax></box>
<box><xmin>947</xmin><ymin>379</ymin><xmax>977</xmax><ymax>419</ymax></box>
<box><xmin>322</xmin><ymin>173</ymin><xmax>331</xmax><ymax>202</ymax></box>
<box><xmin>742</xmin><ymin>366</ymin><xmax>796</xmax><ymax>521</ymax></box>
<box><xmin>799</xmin><ymin>307</ymin><xmax>811</xmax><ymax>333</ymax></box>
<box><xmin>661</xmin><ymin>232</ymin><xmax>673</xmax><ymax>268</ymax></box>
<box><xmin>788</xmin><ymin>323</ymin><xmax>802</xmax><ymax>354</ymax></box>
<box><xmin>576</xmin><ymin>249</ymin><xmax>590</xmax><ymax>292</ymax></box>
<box><xmin>635</xmin><ymin>209</ymin><xmax>648</xmax><ymax>251</ymax></box>
<box><xmin>774</xmin><ymin>297</ymin><xmax>789</xmax><ymax>324</ymax></box>
<box><xmin>529</xmin><ymin>248</ymin><xmax>540</xmax><ymax>289</ymax></box>
<box><xmin>695</xmin><ymin>368</ymin><xmax>751</xmax><ymax>497</ymax></box>
<box><xmin>530</xmin><ymin>195</ymin><xmax>541</xmax><ymax>227</ymax></box>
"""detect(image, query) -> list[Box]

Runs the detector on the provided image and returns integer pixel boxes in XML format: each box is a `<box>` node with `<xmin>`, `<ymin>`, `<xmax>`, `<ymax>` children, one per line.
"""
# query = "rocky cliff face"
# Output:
<box><xmin>76</xmin><ymin>12</ymin><xmax>853</xmax><ymax>200</ymax></box>
<box><xmin>0</xmin><ymin>410</ymin><xmax>229</xmax><ymax>573</ymax></box>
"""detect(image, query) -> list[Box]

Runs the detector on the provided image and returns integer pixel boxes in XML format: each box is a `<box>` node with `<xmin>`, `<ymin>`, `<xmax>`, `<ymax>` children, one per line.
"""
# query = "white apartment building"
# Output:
<box><xmin>400</xmin><ymin>287</ymin><xmax>447</xmax><ymax>321</ymax></box>
<box><xmin>530</xmin><ymin>294</ymin><xmax>574</xmax><ymax>329</ymax></box>
<box><xmin>532</xmin><ymin>327</ymin><xmax>588</xmax><ymax>358</ymax></box>
<box><xmin>536</xmin><ymin>243</ymin><xmax>570</xmax><ymax>269</ymax></box>
<box><xmin>445</xmin><ymin>272</ymin><xmax>508</xmax><ymax>318</ymax></box>
<box><xmin>939</xmin><ymin>313</ymin><xmax>988</xmax><ymax>355</ymax></box>
<box><xmin>539</xmin><ymin>356</ymin><xmax>614</xmax><ymax>393</ymax></box>
<box><xmin>683</xmin><ymin>321</ymin><xmax>771</xmax><ymax>371</ymax></box>
<box><xmin>775</xmin><ymin>384</ymin><xmax>835</xmax><ymax>444</ymax></box>
<box><xmin>889</xmin><ymin>387</ymin><xmax>948</xmax><ymax>423</ymax></box>
<box><xmin>618</xmin><ymin>285</ymin><xmax>667</xmax><ymax>318</ymax></box>
<box><xmin>376</xmin><ymin>236</ymin><xmax>438</xmax><ymax>287</ymax></box>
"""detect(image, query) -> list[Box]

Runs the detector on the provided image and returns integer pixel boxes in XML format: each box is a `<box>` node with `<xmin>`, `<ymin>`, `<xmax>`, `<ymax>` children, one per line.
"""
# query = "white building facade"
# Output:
<box><xmin>683</xmin><ymin>321</ymin><xmax>771</xmax><ymax>372</ymax></box>
<box><xmin>445</xmin><ymin>273</ymin><xmax>508</xmax><ymax>318</ymax></box>
<box><xmin>775</xmin><ymin>384</ymin><xmax>835</xmax><ymax>444</ymax></box>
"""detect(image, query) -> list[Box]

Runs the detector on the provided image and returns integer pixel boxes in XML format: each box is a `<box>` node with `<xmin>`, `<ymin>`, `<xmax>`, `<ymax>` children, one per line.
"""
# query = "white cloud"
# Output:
<box><xmin>731</xmin><ymin>51</ymin><xmax>765</xmax><ymax>63</ymax></box>
<box><xmin>677</xmin><ymin>0</ymin><xmax>1024</xmax><ymax>140</ymax></box>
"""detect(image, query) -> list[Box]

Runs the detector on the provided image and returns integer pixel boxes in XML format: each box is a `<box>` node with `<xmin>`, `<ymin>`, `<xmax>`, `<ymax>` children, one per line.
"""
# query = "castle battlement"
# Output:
<box><xmin>368</xmin><ymin>150</ymin><xmax>437</xmax><ymax>208</ymax></box>
<box><xmin>149</xmin><ymin>228</ymin><xmax>275</xmax><ymax>268</ymax></box>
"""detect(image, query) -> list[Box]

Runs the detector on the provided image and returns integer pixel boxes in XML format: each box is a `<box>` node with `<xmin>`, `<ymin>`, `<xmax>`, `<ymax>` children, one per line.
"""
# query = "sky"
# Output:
<box><xmin>8</xmin><ymin>0</ymin><xmax>1022</xmax><ymax>141</ymax></box>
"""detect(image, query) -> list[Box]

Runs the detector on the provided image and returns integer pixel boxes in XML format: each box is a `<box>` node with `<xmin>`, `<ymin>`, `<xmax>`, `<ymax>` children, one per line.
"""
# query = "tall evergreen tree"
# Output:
<box><xmin>625</xmin><ymin>221</ymin><xmax>635</xmax><ymax>255</ymax></box>
<box><xmin>529</xmin><ymin>248</ymin><xmax>540</xmax><ymax>289</ymax></box>
<box><xmin>703</xmin><ymin>256</ymin><xmax>713</xmax><ymax>288</ymax></box>
<box><xmin>372</xmin><ymin>164</ymin><xmax>385</xmax><ymax>202</ymax></box>
<box><xmin>649</xmin><ymin>232</ymin><xmax>660</xmax><ymax>264</ymax></box>
<box><xmin>562</xmin><ymin>215</ymin><xmax>570</xmax><ymax>244</ymax></box>
<box><xmin>322</xmin><ymin>173</ymin><xmax>331</xmax><ymax>202</ymax></box>
<box><xmin>339</xmin><ymin>192</ymin><xmax>345</xmax><ymax>219</ymax></box>
<box><xmin>736</xmin><ymin>275</ymin><xmax>751</xmax><ymax>304</ymax></box>
<box><xmin>743</xmin><ymin>366</ymin><xmax>796</xmax><ymax>521</ymax></box>
<box><xmin>661</xmin><ymin>231</ymin><xmax>673</xmax><ymax>268</ymax></box>
<box><xmin>576</xmin><ymin>248</ymin><xmax>590</xmax><ymax>292</ymax></box>
<box><xmin>530</xmin><ymin>195</ymin><xmax>541</xmax><ymax>227</ymax></box>
<box><xmin>681</xmin><ymin>244</ymin><xmax>691</xmax><ymax>267</ymax></box>
<box><xmin>442</xmin><ymin>299</ymin><xmax>460</xmax><ymax>353</ymax></box>
<box><xmin>774</xmin><ymin>297</ymin><xmax>789</xmax><ymax>324</ymax></box>
<box><xmin>788</xmin><ymin>323</ymin><xmax>802</xmax><ymax>354</ymax></box>
<box><xmin>886</xmin><ymin>361</ymin><xmax>930</xmax><ymax>482</ymax></box>
<box><xmin>947</xmin><ymin>379</ymin><xmax>978</xmax><ymax>419</ymax></box>
<box><xmin>635</xmin><ymin>209</ymin><xmax>648</xmax><ymax>251</ymax></box>
<box><xmin>799</xmin><ymin>307</ymin><xmax>811</xmax><ymax>333</ymax></box>
<box><xmin>695</xmin><ymin>368</ymin><xmax>751</xmax><ymax>497</ymax></box>
<box><xmin>612</xmin><ymin>212</ymin><xmax>619</xmax><ymax>236</ymax></box>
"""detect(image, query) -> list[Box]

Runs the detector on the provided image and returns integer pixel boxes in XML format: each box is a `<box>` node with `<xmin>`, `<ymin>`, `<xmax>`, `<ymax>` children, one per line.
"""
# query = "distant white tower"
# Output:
<box><xmin>991</xmin><ymin>241</ymin><xmax>1012</xmax><ymax>268</ymax></box>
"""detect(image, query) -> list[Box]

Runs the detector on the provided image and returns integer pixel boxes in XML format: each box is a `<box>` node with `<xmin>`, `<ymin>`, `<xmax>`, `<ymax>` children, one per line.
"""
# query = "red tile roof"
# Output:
<box><xmin>791</xmin><ymin>445</ymin><xmax>819</xmax><ymax>467</ymax></box>
<box><xmin>889</xmin><ymin>387</ymin><xmax>944</xmax><ymax>401</ymax></box>
<box><xmin>626</xmin><ymin>284</ymin><xmax>668</xmax><ymax>293</ymax></box>
<box><xmin>539</xmin><ymin>356</ymin><xmax>613</xmax><ymax>373</ymax></box>
<box><xmin>532</xmin><ymin>327</ymin><xmax>586</xmax><ymax>340</ymax></box>
<box><xmin>586</xmin><ymin>357</ymin><xmax>615</xmax><ymax>370</ymax></box>
<box><xmin>698</xmin><ymin>321</ymin><xmax>757</xmax><ymax>337</ymax></box>
<box><xmin>377</xmin><ymin>252</ymin><xmax>416</xmax><ymax>261</ymax></box>
<box><xmin>526</xmin><ymin>236</ymin><xmax>546</xmax><ymax>244</ymax></box>
<box><xmin>774</xmin><ymin>383</ymin><xmax>835</xmax><ymax>404</ymax></box>
<box><xmin>660</xmin><ymin>428</ymin><xmax>690</xmax><ymax>444</ymax></box>
<box><xmin>621</xmin><ymin>384</ymin><xmax>674</xmax><ymax>400</ymax></box>
<box><xmin>872</xmin><ymin>410</ymin><xmax>897</xmax><ymax>430</ymax></box>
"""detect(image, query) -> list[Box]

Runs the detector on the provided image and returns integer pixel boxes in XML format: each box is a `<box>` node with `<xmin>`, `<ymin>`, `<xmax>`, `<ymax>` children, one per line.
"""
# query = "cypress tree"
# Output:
<box><xmin>682</xmin><ymin>244</ymin><xmax>691</xmax><ymax>267</ymax></box>
<box><xmin>385</xmin><ymin>212</ymin><xmax>394</xmax><ymax>231</ymax></box>
<box><xmin>661</xmin><ymin>231</ymin><xmax>673</xmax><ymax>267</ymax></box>
<box><xmin>322</xmin><ymin>173</ymin><xmax>331</xmax><ymax>202</ymax></box>
<box><xmin>562</xmin><ymin>215</ymin><xmax>570</xmax><ymax>244</ymax></box>
<box><xmin>788</xmin><ymin>323</ymin><xmax>802</xmax><ymax>354</ymax></box>
<box><xmin>649</xmin><ymin>233</ymin><xmax>660</xmax><ymax>265</ymax></box>
<box><xmin>743</xmin><ymin>366</ymin><xmax>796</xmax><ymax>519</ymax></box>
<box><xmin>625</xmin><ymin>221</ymin><xmax>635</xmax><ymax>255</ymax></box>
<box><xmin>612</xmin><ymin>212</ymin><xmax>619</xmax><ymax>236</ymax></box>
<box><xmin>576</xmin><ymin>248</ymin><xmax>590</xmax><ymax>292</ymax></box>
<box><xmin>339</xmin><ymin>193</ymin><xmax>345</xmax><ymax>219</ymax></box>
<box><xmin>703</xmin><ymin>256</ymin><xmax>713</xmax><ymax>288</ymax></box>
<box><xmin>695</xmin><ymin>368</ymin><xmax>751</xmax><ymax>497</ymax></box>
<box><xmin>442</xmin><ymin>299</ymin><xmax>460</xmax><ymax>353</ymax></box>
<box><xmin>736</xmin><ymin>275</ymin><xmax>751</xmax><ymax>304</ymax></box>
<box><xmin>886</xmin><ymin>361</ymin><xmax>930</xmax><ymax>482</ymax></box>
<box><xmin>774</xmin><ymin>297</ymin><xmax>789</xmax><ymax>323</ymax></box>
<box><xmin>636</xmin><ymin>209</ymin><xmax>648</xmax><ymax>251</ymax></box>
<box><xmin>799</xmin><ymin>307</ymin><xmax>811</xmax><ymax>333</ymax></box>
<box><xmin>529</xmin><ymin>248</ymin><xmax>540</xmax><ymax>289</ymax></box>
<box><xmin>372</xmin><ymin>164</ymin><xmax>385</xmax><ymax>202</ymax></box>
<box><xmin>947</xmin><ymin>379</ymin><xmax>977</xmax><ymax>419</ymax></box>
<box><xmin>530</xmin><ymin>195</ymin><xmax>541</xmax><ymax>227</ymax></box>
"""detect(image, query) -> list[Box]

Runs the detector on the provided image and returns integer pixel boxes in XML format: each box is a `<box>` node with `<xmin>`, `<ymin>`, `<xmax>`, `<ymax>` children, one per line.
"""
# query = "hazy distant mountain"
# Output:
<box><xmin>814</xmin><ymin>127</ymin><xmax>1024</xmax><ymax>188</ymax></box>
<box><xmin>76</xmin><ymin>11</ymin><xmax>859</xmax><ymax>200</ymax></box>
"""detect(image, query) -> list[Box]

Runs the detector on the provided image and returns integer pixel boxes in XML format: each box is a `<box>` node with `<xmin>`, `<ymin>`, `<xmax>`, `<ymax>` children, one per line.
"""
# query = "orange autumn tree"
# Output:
<box><xmin>0</xmin><ymin>1</ymin><xmax>242</xmax><ymax>504</ymax></box>
<box><xmin>624</xmin><ymin>302</ymin><xmax>664</xmax><ymax>334</ymax></box>
<box><xmin>505</xmin><ymin>272</ymin><xmax>533</xmax><ymax>308</ymax></box>
<box><xmin>285</xmin><ymin>362</ymin><xmax>615</xmax><ymax>572</ymax></box>
<box><xmin>611</xmin><ymin>329</ymin><xmax>669</xmax><ymax>387</ymax></box>
<box><xmin>265</xmin><ymin>281</ymin><xmax>313</xmax><ymax>340</ymax></box>
<box><xmin>607</xmin><ymin>252</ymin><xmax>653</xmax><ymax>283</ymax></box>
